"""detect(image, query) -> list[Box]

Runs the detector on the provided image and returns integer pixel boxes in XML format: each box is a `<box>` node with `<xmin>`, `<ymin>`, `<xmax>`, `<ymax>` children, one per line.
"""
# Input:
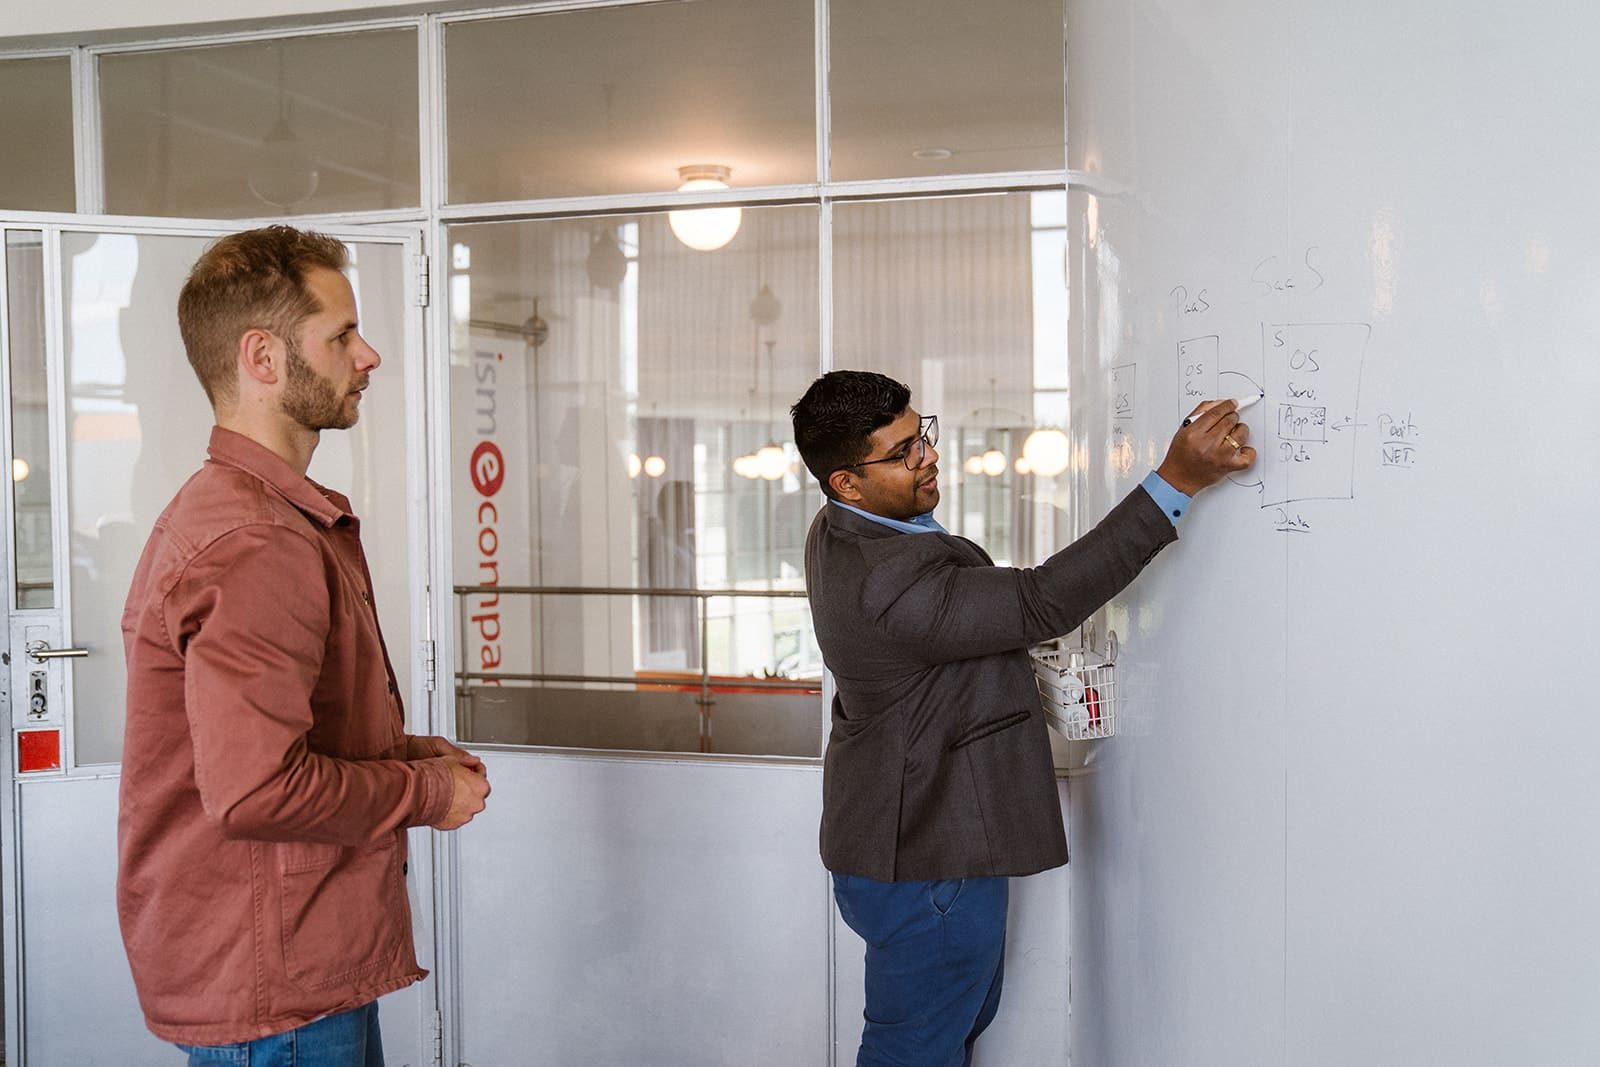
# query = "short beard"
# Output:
<box><xmin>282</xmin><ymin>334</ymin><xmax>357</xmax><ymax>432</ymax></box>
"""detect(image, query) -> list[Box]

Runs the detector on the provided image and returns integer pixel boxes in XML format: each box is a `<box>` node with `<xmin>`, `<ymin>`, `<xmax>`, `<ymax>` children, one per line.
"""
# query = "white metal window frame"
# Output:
<box><xmin>0</xmin><ymin>0</ymin><xmax>1077</xmax><ymax>768</ymax></box>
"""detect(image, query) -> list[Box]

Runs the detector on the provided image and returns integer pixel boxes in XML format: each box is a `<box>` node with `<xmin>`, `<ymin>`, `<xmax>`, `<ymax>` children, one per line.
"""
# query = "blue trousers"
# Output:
<box><xmin>833</xmin><ymin>873</ymin><xmax>1009</xmax><ymax>1067</ymax></box>
<box><xmin>175</xmin><ymin>1001</ymin><xmax>383</xmax><ymax>1066</ymax></box>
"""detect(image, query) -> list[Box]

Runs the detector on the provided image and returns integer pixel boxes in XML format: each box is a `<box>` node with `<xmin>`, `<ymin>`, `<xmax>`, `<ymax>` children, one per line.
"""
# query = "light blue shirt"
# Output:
<box><xmin>1138</xmin><ymin>470</ymin><xmax>1191</xmax><ymax>525</ymax></box>
<box><xmin>831</xmin><ymin>498</ymin><xmax>948</xmax><ymax>535</ymax></box>
<box><xmin>833</xmin><ymin>471</ymin><xmax>1189</xmax><ymax>534</ymax></box>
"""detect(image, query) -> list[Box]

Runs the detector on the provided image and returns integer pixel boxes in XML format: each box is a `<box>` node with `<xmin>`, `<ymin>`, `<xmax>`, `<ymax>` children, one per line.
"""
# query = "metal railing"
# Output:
<box><xmin>451</xmin><ymin>583</ymin><xmax>820</xmax><ymax>710</ymax></box>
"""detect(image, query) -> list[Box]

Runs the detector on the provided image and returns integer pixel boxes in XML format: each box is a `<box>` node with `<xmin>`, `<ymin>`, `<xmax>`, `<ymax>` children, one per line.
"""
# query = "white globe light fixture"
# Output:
<box><xmin>754</xmin><ymin>442</ymin><xmax>789</xmax><ymax>481</ymax></box>
<box><xmin>247</xmin><ymin>48</ymin><xmax>320</xmax><ymax>211</ymax></box>
<box><xmin>643</xmin><ymin>455</ymin><xmax>667</xmax><ymax>478</ymax></box>
<box><xmin>963</xmin><ymin>455</ymin><xmax>984</xmax><ymax>476</ymax></box>
<box><xmin>980</xmin><ymin>448</ymin><xmax>1007</xmax><ymax>477</ymax></box>
<box><xmin>749</xmin><ymin>284</ymin><xmax>782</xmax><ymax>328</ymax></box>
<box><xmin>247</xmin><ymin>115</ymin><xmax>321</xmax><ymax>210</ymax></box>
<box><xmin>668</xmin><ymin>165</ymin><xmax>742</xmax><ymax>251</ymax></box>
<box><xmin>11</xmin><ymin>457</ymin><xmax>29</xmax><ymax>483</ymax></box>
<box><xmin>1021</xmin><ymin>427</ymin><xmax>1071</xmax><ymax>477</ymax></box>
<box><xmin>1014</xmin><ymin>456</ymin><xmax>1032</xmax><ymax>475</ymax></box>
<box><xmin>586</xmin><ymin>231</ymin><xmax>628</xmax><ymax>289</ymax></box>
<box><xmin>627</xmin><ymin>453</ymin><xmax>642</xmax><ymax>479</ymax></box>
<box><xmin>733</xmin><ymin>453</ymin><xmax>760</xmax><ymax>479</ymax></box>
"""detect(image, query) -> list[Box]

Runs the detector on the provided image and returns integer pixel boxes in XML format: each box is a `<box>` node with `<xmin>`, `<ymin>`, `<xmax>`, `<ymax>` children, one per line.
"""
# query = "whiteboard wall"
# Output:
<box><xmin>1064</xmin><ymin>2</ymin><xmax>1600</xmax><ymax>1064</ymax></box>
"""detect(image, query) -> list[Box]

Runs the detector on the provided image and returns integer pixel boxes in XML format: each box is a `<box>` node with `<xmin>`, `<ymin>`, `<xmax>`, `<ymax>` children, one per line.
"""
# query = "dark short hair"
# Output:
<box><xmin>790</xmin><ymin>370</ymin><xmax>912</xmax><ymax>498</ymax></box>
<box><xmin>176</xmin><ymin>225</ymin><xmax>349</xmax><ymax>406</ymax></box>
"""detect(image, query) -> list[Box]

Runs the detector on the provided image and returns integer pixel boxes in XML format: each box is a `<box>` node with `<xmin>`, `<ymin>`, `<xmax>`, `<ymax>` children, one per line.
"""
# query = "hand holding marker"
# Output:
<box><xmin>1182</xmin><ymin>391</ymin><xmax>1264</xmax><ymax>427</ymax></box>
<box><xmin>1157</xmin><ymin>390</ymin><xmax>1259</xmax><ymax>498</ymax></box>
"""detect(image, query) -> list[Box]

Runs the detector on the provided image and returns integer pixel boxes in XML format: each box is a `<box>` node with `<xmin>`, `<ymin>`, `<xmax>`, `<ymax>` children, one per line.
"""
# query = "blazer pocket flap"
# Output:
<box><xmin>948</xmin><ymin>709</ymin><xmax>1032</xmax><ymax>750</ymax></box>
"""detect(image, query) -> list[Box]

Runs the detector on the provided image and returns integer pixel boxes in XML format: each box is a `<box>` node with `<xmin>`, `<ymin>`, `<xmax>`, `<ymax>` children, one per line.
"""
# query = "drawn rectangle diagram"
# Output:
<box><xmin>1277</xmin><ymin>404</ymin><xmax>1327</xmax><ymax>443</ymax></box>
<box><xmin>1260</xmin><ymin>322</ymin><xmax>1370</xmax><ymax>507</ymax></box>
<box><xmin>1112</xmin><ymin>363</ymin><xmax>1136</xmax><ymax>420</ymax></box>
<box><xmin>1177</xmin><ymin>335</ymin><xmax>1218</xmax><ymax>417</ymax></box>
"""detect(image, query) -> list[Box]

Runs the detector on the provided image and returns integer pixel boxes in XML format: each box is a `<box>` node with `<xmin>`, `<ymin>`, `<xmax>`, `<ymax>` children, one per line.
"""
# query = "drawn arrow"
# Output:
<box><xmin>1228</xmin><ymin>475</ymin><xmax>1265</xmax><ymax>495</ymax></box>
<box><xmin>1329</xmin><ymin>415</ymin><xmax>1367</xmax><ymax>433</ymax></box>
<box><xmin>1218</xmin><ymin>369</ymin><xmax>1266</xmax><ymax>400</ymax></box>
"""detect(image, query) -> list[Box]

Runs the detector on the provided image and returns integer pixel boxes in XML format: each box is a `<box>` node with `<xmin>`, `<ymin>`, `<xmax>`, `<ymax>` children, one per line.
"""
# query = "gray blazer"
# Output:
<box><xmin>805</xmin><ymin>487</ymin><xmax>1177</xmax><ymax>881</ymax></box>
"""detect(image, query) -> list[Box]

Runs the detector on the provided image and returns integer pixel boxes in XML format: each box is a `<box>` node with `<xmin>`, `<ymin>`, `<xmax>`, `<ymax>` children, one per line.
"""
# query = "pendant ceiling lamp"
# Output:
<box><xmin>248</xmin><ymin>45</ymin><xmax>320</xmax><ymax>211</ymax></box>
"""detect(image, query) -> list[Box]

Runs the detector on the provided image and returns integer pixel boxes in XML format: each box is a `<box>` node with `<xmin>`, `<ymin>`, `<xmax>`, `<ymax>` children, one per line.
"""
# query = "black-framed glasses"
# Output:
<box><xmin>843</xmin><ymin>415</ymin><xmax>938</xmax><ymax>473</ymax></box>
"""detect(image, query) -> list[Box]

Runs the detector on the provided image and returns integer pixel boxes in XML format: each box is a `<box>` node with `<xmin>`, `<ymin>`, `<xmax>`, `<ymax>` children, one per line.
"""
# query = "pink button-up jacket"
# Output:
<box><xmin>118</xmin><ymin>427</ymin><xmax>453</xmax><ymax>1045</ymax></box>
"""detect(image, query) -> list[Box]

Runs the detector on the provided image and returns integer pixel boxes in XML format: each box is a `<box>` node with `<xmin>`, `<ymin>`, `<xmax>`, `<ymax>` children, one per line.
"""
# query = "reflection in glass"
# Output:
<box><xmin>0</xmin><ymin>58</ymin><xmax>74</xmax><ymax>212</ymax></box>
<box><xmin>830</xmin><ymin>0</ymin><xmax>1065</xmax><ymax>182</ymax></box>
<box><xmin>7</xmin><ymin>232</ymin><xmax>53</xmax><ymax>608</ymax></box>
<box><xmin>100</xmin><ymin>31</ymin><xmax>420</xmax><ymax>218</ymax></box>
<box><xmin>833</xmin><ymin>192</ymin><xmax>1070</xmax><ymax>565</ymax></box>
<box><xmin>445</xmin><ymin>0</ymin><xmax>814</xmax><ymax>203</ymax></box>
<box><xmin>446</xmin><ymin>208</ymin><xmax>821</xmax><ymax>755</ymax></box>
<box><xmin>61</xmin><ymin>233</ymin><xmax>414</xmax><ymax>765</ymax></box>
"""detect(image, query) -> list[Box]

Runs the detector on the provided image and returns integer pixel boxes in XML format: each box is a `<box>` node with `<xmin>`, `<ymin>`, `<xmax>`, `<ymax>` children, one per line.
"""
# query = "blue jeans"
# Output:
<box><xmin>175</xmin><ymin>1002</ymin><xmax>383</xmax><ymax>1066</ymax></box>
<box><xmin>833</xmin><ymin>873</ymin><xmax>1009</xmax><ymax>1067</ymax></box>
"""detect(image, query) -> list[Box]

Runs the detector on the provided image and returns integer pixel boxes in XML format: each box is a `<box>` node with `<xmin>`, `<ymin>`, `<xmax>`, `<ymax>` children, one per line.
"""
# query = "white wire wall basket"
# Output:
<box><xmin>1030</xmin><ymin>628</ymin><xmax>1118</xmax><ymax>741</ymax></box>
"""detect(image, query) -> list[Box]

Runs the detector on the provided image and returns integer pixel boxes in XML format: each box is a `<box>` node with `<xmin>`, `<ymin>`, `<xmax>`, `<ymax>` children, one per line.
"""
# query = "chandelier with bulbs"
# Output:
<box><xmin>960</xmin><ymin>378</ymin><xmax>1072</xmax><ymax>478</ymax></box>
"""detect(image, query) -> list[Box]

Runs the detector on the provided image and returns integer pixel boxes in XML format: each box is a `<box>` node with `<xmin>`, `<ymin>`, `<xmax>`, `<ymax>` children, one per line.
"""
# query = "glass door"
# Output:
<box><xmin>1</xmin><ymin>221</ymin><xmax>429</xmax><ymax>1064</ymax></box>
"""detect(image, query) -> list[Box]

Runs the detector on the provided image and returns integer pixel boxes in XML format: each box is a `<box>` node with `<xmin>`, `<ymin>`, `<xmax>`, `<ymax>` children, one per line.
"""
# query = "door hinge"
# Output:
<box><xmin>412</xmin><ymin>252</ymin><xmax>431</xmax><ymax>307</ymax></box>
<box><xmin>421</xmin><ymin>639</ymin><xmax>437</xmax><ymax>693</ymax></box>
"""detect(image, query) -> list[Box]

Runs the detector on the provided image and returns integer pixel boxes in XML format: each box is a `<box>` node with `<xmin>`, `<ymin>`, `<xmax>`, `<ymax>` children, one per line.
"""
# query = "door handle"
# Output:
<box><xmin>26</xmin><ymin>641</ymin><xmax>89</xmax><ymax>663</ymax></box>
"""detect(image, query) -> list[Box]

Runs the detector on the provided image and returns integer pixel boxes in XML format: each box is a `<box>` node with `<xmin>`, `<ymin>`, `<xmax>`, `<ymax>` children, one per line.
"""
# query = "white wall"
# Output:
<box><xmin>455</xmin><ymin>752</ymin><xmax>1076</xmax><ymax>1065</ymax></box>
<box><xmin>1066</xmin><ymin>1</ymin><xmax>1600</xmax><ymax>1064</ymax></box>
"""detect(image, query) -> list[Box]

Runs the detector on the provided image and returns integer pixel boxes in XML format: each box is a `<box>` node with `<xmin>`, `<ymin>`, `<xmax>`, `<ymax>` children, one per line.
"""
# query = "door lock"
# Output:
<box><xmin>28</xmin><ymin>670</ymin><xmax>48</xmax><ymax>721</ymax></box>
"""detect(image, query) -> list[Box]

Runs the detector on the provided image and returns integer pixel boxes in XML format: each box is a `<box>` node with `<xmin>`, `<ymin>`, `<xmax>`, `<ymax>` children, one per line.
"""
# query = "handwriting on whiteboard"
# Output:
<box><xmin>1251</xmin><ymin>247</ymin><xmax>1326</xmax><ymax>297</ymax></box>
<box><xmin>1128</xmin><ymin>249</ymin><xmax>1421</xmax><ymax>533</ymax></box>
<box><xmin>1261</xmin><ymin>321</ymin><xmax>1368</xmax><ymax>507</ymax></box>
<box><xmin>1177</xmin><ymin>336</ymin><xmax>1217</xmax><ymax>405</ymax></box>
<box><xmin>1377</xmin><ymin>412</ymin><xmax>1420</xmax><ymax>468</ymax></box>
<box><xmin>1112</xmin><ymin>363</ymin><xmax>1136</xmax><ymax>420</ymax></box>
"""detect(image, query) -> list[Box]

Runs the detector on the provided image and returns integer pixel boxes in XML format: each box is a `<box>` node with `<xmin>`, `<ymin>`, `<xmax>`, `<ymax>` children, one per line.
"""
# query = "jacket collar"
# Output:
<box><xmin>205</xmin><ymin>426</ymin><xmax>354</xmax><ymax>529</ymax></box>
<box><xmin>830</xmin><ymin>499</ymin><xmax>946</xmax><ymax>535</ymax></box>
<box><xmin>821</xmin><ymin>499</ymin><xmax>991</xmax><ymax>564</ymax></box>
<box><xmin>822</xmin><ymin>500</ymin><xmax>901</xmax><ymax>539</ymax></box>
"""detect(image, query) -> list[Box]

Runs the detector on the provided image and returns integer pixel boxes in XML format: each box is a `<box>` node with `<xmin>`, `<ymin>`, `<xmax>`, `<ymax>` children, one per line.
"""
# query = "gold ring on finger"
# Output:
<box><xmin>1223</xmin><ymin>434</ymin><xmax>1241</xmax><ymax>451</ymax></box>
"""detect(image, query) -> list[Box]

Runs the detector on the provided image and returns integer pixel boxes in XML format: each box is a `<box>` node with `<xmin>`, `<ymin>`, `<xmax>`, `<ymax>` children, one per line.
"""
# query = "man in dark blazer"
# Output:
<box><xmin>791</xmin><ymin>370</ymin><xmax>1253</xmax><ymax>1066</ymax></box>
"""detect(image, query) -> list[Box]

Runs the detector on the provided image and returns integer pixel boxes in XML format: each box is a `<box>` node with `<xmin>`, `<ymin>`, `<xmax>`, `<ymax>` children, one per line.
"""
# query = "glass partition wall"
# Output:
<box><xmin>2</xmin><ymin>0</ymin><xmax>1072</xmax><ymax>760</ymax></box>
<box><xmin>0</xmin><ymin>57</ymin><xmax>74</xmax><ymax>212</ymax></box>
<box><xmin>98</xmin><ymin>29</ymin><xmax>421</xmax><ymax>218</ymax></box>
<box><xmin>446</xmin><ymin>208</ymin><xmax>823</xmax><ymax>755</ymax></box>
<box><xmin>438</xmin><ymin>0</ymin><xmax>1070</xmax><ymax>757</ymax></box>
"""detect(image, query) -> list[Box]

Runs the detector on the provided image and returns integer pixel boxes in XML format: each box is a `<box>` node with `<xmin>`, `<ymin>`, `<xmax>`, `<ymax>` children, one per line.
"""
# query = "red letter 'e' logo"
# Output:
<box><xmin>470</xmin><ymin>441</ymin><xmax>504</xmax><ymax>497</ymax></box>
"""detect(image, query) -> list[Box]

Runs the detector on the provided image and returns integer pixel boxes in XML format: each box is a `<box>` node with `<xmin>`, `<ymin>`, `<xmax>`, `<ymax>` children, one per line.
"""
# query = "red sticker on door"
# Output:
<box><xmin>18</xmin><ymin>729</ymin><xmax>62</xmax><ymax>773</ymax></box>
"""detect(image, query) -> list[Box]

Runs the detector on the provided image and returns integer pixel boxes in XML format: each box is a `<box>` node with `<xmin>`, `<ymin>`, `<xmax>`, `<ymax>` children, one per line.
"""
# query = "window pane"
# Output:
<box><xmin>7</xmin><ymin>231</ymin><xmax>53</xmax><ymax>608</ymax></box>
<box><xmin>830</xmin><ymin>0</ymin><xmax>1065</xmax><ymax>181</ymax></box>
<box><xmin>447</xmin><ymin>207</ymin><xmax>822</xmax><ymax>755</ymax></box>
<box><xmin>833</xmin><ymin>192</ymin><xmax>1070</xmax><ymax>566</ymax></box>
<box><xmin>61</xmin><ymin>232</ymin><xmax>414</xmax><ymax>766</ymax></box>
<box><xmin>100</xmin><ymin>31</ymin><xmax>420</xmax><ymax>218</ymax></box>
<box><xmin>63</xmin><ymin>231</ymin><xmax>212</xmax><ymax>763</ymax></box>
<box><xmin>446</xmin><ymin>1</ymin><xmax>814</xmax><ymax>203</ymax></box>
<box><xmin>0</xmin><ymin>58</ymin><xmax>75</xmax><ymax>212</ymax></box>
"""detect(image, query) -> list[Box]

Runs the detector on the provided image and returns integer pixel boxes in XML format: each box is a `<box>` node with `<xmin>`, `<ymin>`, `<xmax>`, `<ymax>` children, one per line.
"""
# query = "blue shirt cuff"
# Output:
<box><xmin>1140</xmin><ymin>470</ymin><xmax>1191</xmax><ymax>526</ymax></box>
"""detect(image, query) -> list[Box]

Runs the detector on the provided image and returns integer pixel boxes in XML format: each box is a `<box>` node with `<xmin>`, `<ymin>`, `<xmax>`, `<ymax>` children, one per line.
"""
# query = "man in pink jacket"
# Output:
<box><xmin>118</xmin><ymin>226</ymin><xmax>490</xmax><ymax>1065</ymax></box>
